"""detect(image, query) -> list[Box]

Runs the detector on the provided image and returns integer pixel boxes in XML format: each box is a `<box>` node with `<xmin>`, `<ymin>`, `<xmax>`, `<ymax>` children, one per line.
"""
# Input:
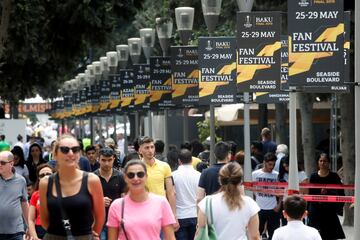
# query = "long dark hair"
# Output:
<box><xmin>11</xmin><ymin>146</ymin><xmax>26</xmax><ymax>168</ymax></box>
<box><xmin>27</xmin><ymin>143</ymin><xmax>45</xmax><ymax>164</ymax></box>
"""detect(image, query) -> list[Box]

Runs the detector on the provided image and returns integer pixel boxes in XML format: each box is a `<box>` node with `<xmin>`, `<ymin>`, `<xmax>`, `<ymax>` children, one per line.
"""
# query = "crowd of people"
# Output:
<box><xmin>0</xmin><ymin>126</ymin><xmax>347</xmax><ymax>240</ymax></box>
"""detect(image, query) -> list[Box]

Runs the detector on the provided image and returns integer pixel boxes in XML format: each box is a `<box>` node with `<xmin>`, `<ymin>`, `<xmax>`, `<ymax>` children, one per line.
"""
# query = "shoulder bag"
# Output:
<box><xmin>121</xmin><ymin>198</ymin><xmax>129</xmax><ymax>240</ymax></box>
<box><xmin>54</xmin><ymin>173</ymin><xmax>76</xmax><ymax>240</ymax></box>
<box><xmin>195</xmin><ymin>197</ymin><xmax>217</xmax><ymax>240</ymax></box>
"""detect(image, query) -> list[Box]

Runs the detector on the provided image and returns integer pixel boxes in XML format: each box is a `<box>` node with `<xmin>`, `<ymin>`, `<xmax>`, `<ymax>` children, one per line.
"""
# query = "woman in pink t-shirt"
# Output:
<box><xmin>107</xmin><ymin>160</ymin><xmax>176</xmax><ymax>240</ymax></box>
<box><xmin>29</xmin><ymin>164</ymin><xmax>54</xmax><ymax>240</ymax></box>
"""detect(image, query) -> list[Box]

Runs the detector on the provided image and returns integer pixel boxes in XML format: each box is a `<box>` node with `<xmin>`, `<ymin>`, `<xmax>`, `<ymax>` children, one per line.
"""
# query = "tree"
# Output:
<box><xmin>0</xmin><ymin>0</ymin><xmax>138</xmax><ymax>105</ymax></box>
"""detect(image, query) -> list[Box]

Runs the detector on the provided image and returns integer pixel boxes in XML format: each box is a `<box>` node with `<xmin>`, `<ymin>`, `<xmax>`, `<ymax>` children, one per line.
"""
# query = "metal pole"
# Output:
<box><xmin>113</xmin><ymin>115</ymin><xmax>117</xmax><ymax>139</ymax></box>
<box><xmin>90</xmin><ymin>116</ymin><xmax>94</xmax><ymax>144</ymax></box>
<box><xmin>148</xmin><ymin>111</ymin><xmax>152</xmax><ymax>137</ymax></box>
<box><xmin>354</xmin><ymin>0</ymin><xmax>360</xmax><ymax>237</ymax></box>
<box><xmin>135</xmin><ymin>112</ymin><xmax>139</xmax><ymax>138</ymax></box>
<box><xmin>105</xmin><ymin>117</ymin><xmax>109</xmax><ymax>138</ymax></box>
<box><xmin>99</xmin><ymin>117</ymin><xmax>103</xmax><ymax>143</ymax></box>
<box><xmin>79</xmin><ymin>119</ymin><xmax>83</xmax><ymax>139</ymax></box>
<box><xmin>209</xmin><ymin>105</ymin><xmax>216</xmax><ymax>165</ymax></box>
<box><xmin>288</xmin><ymin>91</ymin><xmax>299</xmax><ymax>194</ymax></box>
<box><xmin>330</xmin><ymin>93</ymin><xmax>338</xmax><ymax>172</ymax></box>
<box><xmin>123</xmin><ymin>114</ymin><xmax>128</xmax><ymax>155</ymax></box>
<box><xmin>183</xmin><ymin>108</ymin><xmax>189</xmax><ymax>143</ymax></box>
<box><xmin>164</xmin><ymin>109</ymin><xmax>169</xmax><ymax>156</ymax></box>
<box><xmin>243</xmin><ymin>92</ymin><xmax>252</xmax><ymax>197</ymax></box>
<box><xmin>208</xmin><ymin>30</ymin><xmax>216</xmax><ymax>166</ymax></box>
<box><xmin>163</xmin><ymin>51</ymin><xmax>169</xmax><ymax>156</ymax></box>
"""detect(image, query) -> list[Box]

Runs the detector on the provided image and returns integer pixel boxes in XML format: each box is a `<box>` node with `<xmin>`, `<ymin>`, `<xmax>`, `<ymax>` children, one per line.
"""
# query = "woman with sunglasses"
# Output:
<box><xmin>28</xmin><ymin>164</ymin><xmax>54</xmax><ymax>240</ymax></box>
<box><xmin>107</xmin><ymin>160</ymin><xmax>176</xmax><ymax>240</ymax></box>
<box><xmin>39</xmin><ymin>134</ymin><xmax>105</xmax><ymax>240</ymax></box>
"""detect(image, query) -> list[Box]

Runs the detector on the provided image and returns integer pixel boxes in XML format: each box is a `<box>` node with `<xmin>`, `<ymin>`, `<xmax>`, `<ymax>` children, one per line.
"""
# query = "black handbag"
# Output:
<box><xmin>54</xmin><ymin>173</ymin><xmax>76</xmax><ymax>240</ymax></box>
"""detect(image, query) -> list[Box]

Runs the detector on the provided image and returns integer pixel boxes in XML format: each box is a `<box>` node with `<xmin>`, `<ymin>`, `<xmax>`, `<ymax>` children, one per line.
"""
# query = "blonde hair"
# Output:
<box><xmin>219</xmin><ymin>162</ymin><xmax>244</xmax><ymax>211</ymax></box>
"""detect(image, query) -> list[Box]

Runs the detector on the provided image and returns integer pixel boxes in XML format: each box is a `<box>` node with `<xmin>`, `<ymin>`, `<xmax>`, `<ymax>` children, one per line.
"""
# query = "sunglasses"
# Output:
<box><xmin>126</xmin><ymin>171</ymin><xmax>145</xmax><ymax>179</ymax></box>
<box><xmin>39</xmin><ymin>172</ymin><xmax>52</xmax><ymax>178</ymax></box>
<box><xmin>0</xmin><ymin>160</ymin><xmax>12</xmax><ymax>166</ymax></box>
<box><xmin>59</xmin><ymin>146</ymin><xmax>81</xmax><ymax>154</ymax></box>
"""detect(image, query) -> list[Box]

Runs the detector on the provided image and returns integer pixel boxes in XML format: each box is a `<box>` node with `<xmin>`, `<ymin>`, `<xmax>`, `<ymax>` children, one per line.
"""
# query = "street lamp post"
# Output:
<box><xmin>175</xmin><ymin>7</ymin><xmax>194</xmax><ymax>45</ymax></box>
<box><xmin>87</xmin><ymin>64</ymin><xmax>97</xmax><ymax>144</ymax></box>
<box><xmin>156</xmin><ymin>17</ymin><xmax>173</xmax><ymax>156</ymax></box>
<box><xmin>116</xmin><ymin>44</ymin><xmax>130</xmax><ymax>154</ymax></box>
<box><xmin>106</xmin><ymin>52</ymin><xmax>118</xmax><ymax>141</ymax></box>
<box><xmin>201</xmin><ymin>0</ymin><xmax>222</xmax><ymax>166</ymax></box>
<box><xmin>175</xmin><ymin>7</ymin><xmax>195</xmax><ymax>143</ymax></box>
<box><xmin>140</xmin><ymin>28</ymin><xmax>155</xmax><ymax>138</ymax></box>
<box><xmin>78</xmin><ymin>73</ymin><xmax>86</xmax><ymax>139</ymax></box>
<box><xmin>128</xmin><ymin>38</ymin><xmax>141</xmax><ymax>140</ymax></box>
<box><xmin>236</xmin><ymin>0</ymin><xmax>254</xmax><ymax>196</ymax></box>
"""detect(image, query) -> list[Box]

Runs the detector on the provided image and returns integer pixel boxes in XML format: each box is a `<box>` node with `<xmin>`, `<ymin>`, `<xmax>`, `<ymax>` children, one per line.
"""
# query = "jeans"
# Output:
<box><xmin>258</xmin><ymin>209</ymin><xmax>280</xmax><ymax>240</ymax></box>
<box><xmin>100</xmin><ymin>226</ymin><xmax>108</xmax><ymax>240</ymax></box>
<box><xmin>0</xmin><ymin>233</ymin><xmax>24</xmax><ymax>240</ymax></box>
<box><xmin>175</xmin><ymin>218</ymin><xmax>197</xmax><ymax>240</ymax></box>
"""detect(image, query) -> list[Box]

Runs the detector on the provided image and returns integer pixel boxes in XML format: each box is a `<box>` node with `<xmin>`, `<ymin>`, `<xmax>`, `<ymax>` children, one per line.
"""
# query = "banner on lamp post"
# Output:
<box><xmin>109</xmin><ymin>74</ymin><xmax>122</xmax><ymax>114</ymax></box>
<box><xmin>133</xmin><ymin>64</ymin><xmax>151</xmax><ymax>110</ymax></box>
<box><xmin>120</xmin><ymin>69</ymin><xmax>135</xmax><ymax>111</ymax></box>
<box><xmin>288</xmin><ymin>0</ymin><xmax>344</xmax><ymax>87</ymax></box>
<box><xmin>236</xmin><ymin>12</ymin><xmax>282</xmax><ymax>92</ymax></box>
<box><xmin>150</xmin><ymin>56</ymin><xmax>174</xmax><ymax>109</ymax></box>
<box><xmin>171</xmin><ymin>46</ymin><xmax>199</xmax><ymax>106</ymax></box>
<box><xmin>198</xmin><ymin>37</ymin><xmax>237</xmax><ymax>105</ymax></box>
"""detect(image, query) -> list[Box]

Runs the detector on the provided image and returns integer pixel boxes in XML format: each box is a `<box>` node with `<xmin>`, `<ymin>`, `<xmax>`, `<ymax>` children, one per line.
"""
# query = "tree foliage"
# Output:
<box><xmin>0</xmin><ymin>0</ymin><xmax>138</xmax><ymax>102</ymax></box>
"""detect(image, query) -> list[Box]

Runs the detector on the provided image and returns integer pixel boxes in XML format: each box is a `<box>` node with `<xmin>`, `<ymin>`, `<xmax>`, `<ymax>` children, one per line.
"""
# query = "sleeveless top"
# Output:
<box><xmin>46</xmin><ymin>172</ymin><xmax>94</xmax><ymax>236</ymax></box>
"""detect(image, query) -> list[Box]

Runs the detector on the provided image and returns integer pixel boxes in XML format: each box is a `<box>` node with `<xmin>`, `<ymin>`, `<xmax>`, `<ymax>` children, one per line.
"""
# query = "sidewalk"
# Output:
<box><xmin>343</xmin><ymin>225</ymin><xmax>354</xmax><ymax>240</ymax></box>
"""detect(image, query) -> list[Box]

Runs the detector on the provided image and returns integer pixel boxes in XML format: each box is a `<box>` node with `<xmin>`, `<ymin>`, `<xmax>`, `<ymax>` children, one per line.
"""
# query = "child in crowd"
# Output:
<box><xmin>272</xmin><ymin>195</ymin><xmax>322</xmax><ymax>240</ymax></box>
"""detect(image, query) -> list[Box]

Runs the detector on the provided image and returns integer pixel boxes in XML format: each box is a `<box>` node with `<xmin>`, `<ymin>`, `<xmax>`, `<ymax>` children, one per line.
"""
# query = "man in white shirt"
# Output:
<box><xmin>172</xmin><ymin>149</ymin><xmax>200</xmax><ymax>240</ymax></box>
<box><xmin>116</xmin><ymin>133</ymin><xmax>125</xmax><ymax>155</ymax></box>
<box><xmin>272</xmin><ymin>195</ymin><xmax>322</xmax><ymax>240</ymax></box>
<box><xmin>252</xmin><ymin>152</ymin><xmax>281</xmax><ymax>240</ymax></box>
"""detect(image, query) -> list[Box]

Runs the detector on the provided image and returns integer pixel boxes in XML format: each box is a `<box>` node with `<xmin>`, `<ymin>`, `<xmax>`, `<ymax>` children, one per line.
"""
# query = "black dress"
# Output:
<box><xmin>308</xmin><ymin>171</ymin><xmax>345</xmax><ymax>240</ymax></box>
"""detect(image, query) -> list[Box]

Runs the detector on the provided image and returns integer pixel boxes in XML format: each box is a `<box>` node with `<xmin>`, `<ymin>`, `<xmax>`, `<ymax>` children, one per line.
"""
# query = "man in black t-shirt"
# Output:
<box><xmin>196</xmin><ymin>141</ymin><xmax>231</xmax><ymax>203</ymax></box>
<box><xmin>94</xmin><ymin>147</ymin><xmax>126</xmax><ymax>240</ymax></box>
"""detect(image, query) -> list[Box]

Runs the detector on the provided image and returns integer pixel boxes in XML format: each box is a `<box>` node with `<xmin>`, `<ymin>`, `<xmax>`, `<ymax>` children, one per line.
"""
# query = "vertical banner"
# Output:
<box><xmin>59</xmin><ymin>99</ymin><xmax>65</xmax><ymax>119</ymax></box>
<box><xmin>237</xmin><ymin>12</ymin><xmax>281</xmax><ymax>92</ymax></box>
<box><xmin>109</xmin><ymin>74</ymin><xmax>122</xmax><ymax>114</ymax></box>
<box><xmin>79</xmin><ymin>88</ymin><xmax>87</xmax><ymax>117</ymax></box>
<box><xmin>85</xmin><ymin>86</ymin><xmax>92</xmax><ymax>115</ymax></box>
<box><xmin>280</xmin><ymin>35</ymin><xmax>290</xmax><ymax>91</ymax></box>
<box><xmin>288</xmin><ymin>0</ymin><xmax>344</xmax><ymax>87</ymax></box>
<box><xmin>171</xmin><ymin>46</ymin><xmax>199</xmax><ymax>106</ymax></box>
<box><xmin>71</xmin><ymin>92</ymin><xmax>78</xmax><ymax>117</ymax></box>
<box><xmin>150</xmin><ymin>57</ymin><xmax>174</xmax><ymax>108</ymax></box>
<box><xmin>99</xmin><ymin>78</ymin><xmax>111</xmax><ymax>113</ymax></box>
<box><xmin>255</xmin><ymin>35</ymin><xmax>290</xmax><ymax>104</ymax></box>
<box><xmin>63</xmin><ymin>94</ymin><xmax>72</xmax><ymax>118</ymax></box>
<box><xmin>198</xmin><ymin>37</ymin><xmax>237</xmax><ymax>105</ymax></box>
<box><xmin>133</xmin><ymin>64</ymin><xmax>151</xmax><ymax>110</ymax></box>
<box><xmin>120</xmin><ymin>69</ymin><xmax>135</xmax><ymax>111</ymax></box>
<box><xmin>91</xmin><ymin>83</ymin><xmax>100</xmax><ymax>115</ymax></box>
